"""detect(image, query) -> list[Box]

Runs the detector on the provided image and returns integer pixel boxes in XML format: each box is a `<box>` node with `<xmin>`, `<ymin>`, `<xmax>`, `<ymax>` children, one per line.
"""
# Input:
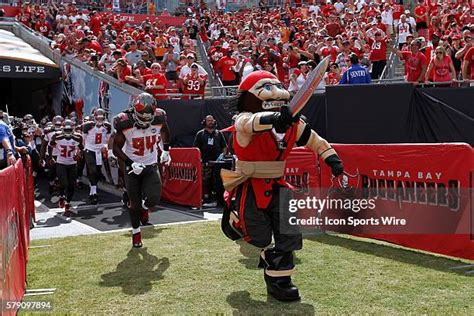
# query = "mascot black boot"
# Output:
<box><xmin>259</xmin><ymin>248</ymin><xmax>300</xmax><ymax>301</ymax></box>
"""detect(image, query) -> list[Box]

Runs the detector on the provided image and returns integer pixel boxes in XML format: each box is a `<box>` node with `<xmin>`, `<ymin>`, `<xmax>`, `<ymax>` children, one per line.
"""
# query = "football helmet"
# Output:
<box><xmin>132</xmin><ymin>93</ymin><xmax>156</xmax><ymax>128</ymax></box>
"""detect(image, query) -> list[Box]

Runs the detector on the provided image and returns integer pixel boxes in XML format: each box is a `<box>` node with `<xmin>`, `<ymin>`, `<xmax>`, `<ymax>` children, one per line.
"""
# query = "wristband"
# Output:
<box><xmin>163</xmin><ymin>143</ymin><xmax>170</xmax><ymax>151</ymax></box>
<box><xmin>6</xmin><ymin>149</ymin><xmax>13</xmax><ymax>156</ymax></box>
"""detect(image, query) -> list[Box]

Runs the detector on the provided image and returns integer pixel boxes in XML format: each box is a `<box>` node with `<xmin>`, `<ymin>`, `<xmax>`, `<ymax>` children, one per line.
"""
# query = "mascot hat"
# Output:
<box><xmin>239</xmin><ymin>71</ymin><xmax>278</xmax><ymax>91</ymax></box>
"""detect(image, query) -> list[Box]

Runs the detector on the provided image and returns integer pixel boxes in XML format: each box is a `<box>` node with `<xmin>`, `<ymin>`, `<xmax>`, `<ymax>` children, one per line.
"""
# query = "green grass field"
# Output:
<box><xmin>23</xmin><ymin>221</ymin><xmax>473</xmax><ymax>315</ymax></box>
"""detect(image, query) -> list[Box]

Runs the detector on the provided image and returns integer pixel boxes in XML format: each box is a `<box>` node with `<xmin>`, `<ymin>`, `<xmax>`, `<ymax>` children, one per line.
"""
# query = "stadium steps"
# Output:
<box><xmin>194</xmin><ymin>45</ymin><xmax>213</xmax><ymax>97</ymax></box>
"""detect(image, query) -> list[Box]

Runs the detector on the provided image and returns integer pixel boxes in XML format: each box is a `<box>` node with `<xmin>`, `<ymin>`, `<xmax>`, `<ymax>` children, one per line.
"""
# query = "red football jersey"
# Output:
<box><xmin>182</xmin><ymin>73</ymin><xmax>206</xmax><ymax>98</ymax></box>
<box><xmin>35</xmin><ymin>21</ymin><xmax>51</xmax><ymax>36</ymax></box>
<box><xmin>369</xmin><ymin>39</ymin><xmax>388</xmax><ymax>61</ymax></box>
<box><xmin>143</xmin><ymin>73</ymin><xmax>168</xmax><ymax>100</ymax></box>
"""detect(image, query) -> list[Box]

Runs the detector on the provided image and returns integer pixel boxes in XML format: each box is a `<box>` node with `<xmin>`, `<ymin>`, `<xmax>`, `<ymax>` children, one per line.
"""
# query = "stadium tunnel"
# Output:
<box><xmin>0</xmin><ymin>28</ymin><xmax>60</xmax><ymax>119</ymax></box>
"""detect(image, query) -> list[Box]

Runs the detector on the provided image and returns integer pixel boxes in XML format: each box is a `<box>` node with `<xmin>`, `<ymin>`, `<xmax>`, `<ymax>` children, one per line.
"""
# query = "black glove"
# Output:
<box><xmin>273</xmin><ymin>105</ymin><xmax>300</xmax><ymax>133</ymax></box>
<box><xmin>325</xmin><ymin>154</ymin><xmax>344</xmax><ymax>176</ymax></box>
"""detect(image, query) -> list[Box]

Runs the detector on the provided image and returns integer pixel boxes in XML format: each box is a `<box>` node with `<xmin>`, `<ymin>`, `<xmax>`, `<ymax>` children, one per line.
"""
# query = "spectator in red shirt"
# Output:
<box><xmin>319</xmin><ymin>37</ymin><xmax>339</xmax><ymax>63</ymax></box>
<box><xmin>392</xmin><ymin>40</ymin><xmax>427</xmax><ymax>83</ymax></box>
<box><xmin>368</xmin><ymin>32</ymin><xmax>389</xmax><ymax>79</ymax></box>
<box><xmin>216</xmin><ymin>50</ymin><xmax>238</xmax><ymax>86</ymax></box>
<box><xmin>182</xmin><ymin>64</ymin><xmax>206</xmax><ymax>99</ymax></box>
<box><xmin>325</xmin><ymin>16</ymin><xmax>341</xmax><ymax>38</ymax></box>
<box><xmin>414</xmin><ymin>0</ymin><xmax>428</xmax><ymax>38</ymax></box>
<box><xmin>462</xmin><ymin>46</ymin><xmax>474</xmax><ymax>82</ymax></box>
<box><xmin>135</xmin><ymin>60</ymin><xmax>152</xmax><ymax>76</ymax></box>
<box><xmin>326</xmin><ymin>62</ymin><xmax>341</xmax><ymax>86</ymax></box>
<box><xmin>110</xmin><ymin>58</ymin><xmax>131</xmax><ymax>82</ymax></box>
<box><xmin>35</xmin><ymin>14</ymin><xmax>51</xmax><ymax>37</ymax></box>
<box><xmin>426</xmin><ymin>46</ymin><xmax>456</xmax><ymax>84</ymax></box>
<box><xmin>89</xmin><ymin>11</ymin><xmax>102</xmax><ymax>36</ymax></box>
<box><xmin>142</xmin><ymin>63</ymin><xmax>168</xmax><ymax>100</ymax></box>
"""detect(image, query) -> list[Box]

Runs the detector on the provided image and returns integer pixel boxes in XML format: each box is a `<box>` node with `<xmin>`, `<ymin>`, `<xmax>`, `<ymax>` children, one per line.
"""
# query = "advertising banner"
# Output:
<box><xmin>161</xmin><ymin>148</ymin><xmax>202</xmax><ymax>208</ymax></box>
<box><xmin>111</xmin><ymin>13</ymin><xmax>186</xmax><ymax>26</ymax></box>
<box><xmin>284</xmin><ymin>147</ymin><xmax>319</xmax><ymax>194</ymax></box>
<box><xmin>314</xmin><ymin>144</ymin><xmax>474</xmax><ymax>260</ymax></box>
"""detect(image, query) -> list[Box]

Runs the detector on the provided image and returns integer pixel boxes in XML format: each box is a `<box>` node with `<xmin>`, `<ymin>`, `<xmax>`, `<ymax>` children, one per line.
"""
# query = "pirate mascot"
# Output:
<box><xmin>221</xmin><ymin>70</ymin><xmax>344</xmax><ymax>301</ymax></box>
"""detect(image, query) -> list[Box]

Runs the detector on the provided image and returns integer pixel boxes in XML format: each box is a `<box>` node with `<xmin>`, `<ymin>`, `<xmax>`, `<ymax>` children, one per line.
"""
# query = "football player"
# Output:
<box><xmin>112</xmin><ymin>92</ymin><xmax>171</xmax><ymax>248</ymax></box>
<box><xmin>40</xmin><ymin>115</ymin><xmax>64</xmax><ymax>195</ymax></box>
<box><xmin>48</xmin><ymin>120</ymin><xmax>83</xmax><ymax>217</ymax></box>
<box><xmin>82</xmin><ymin>108</ymin><xmax>111</xmax><ymax>204</ymax></box>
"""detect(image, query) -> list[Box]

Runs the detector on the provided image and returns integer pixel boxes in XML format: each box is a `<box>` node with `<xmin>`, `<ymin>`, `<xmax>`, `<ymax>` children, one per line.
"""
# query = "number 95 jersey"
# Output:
<box><xmin>113</xmin><ymin>109</ymin><xmax>166</xmax><ymax>166</ymax></box>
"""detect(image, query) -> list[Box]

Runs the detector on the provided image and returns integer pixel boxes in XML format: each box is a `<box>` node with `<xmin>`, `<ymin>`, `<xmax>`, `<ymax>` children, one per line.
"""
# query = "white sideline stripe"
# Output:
<box><xmin>29</xmin><ymin>245</ymin><xmax>51</xmax><ymax>249</ymax></box>
<box><xmin>97</xmin><ymin>219</ymin><xmax>215</xmax><ymax>235</ymax></box>
<box><xmin>73</xmin><ymin>202</ymin><xmax>124</xmax><ymax>211</ymax></box>
<box><xmin>66</xmin><ymin>218</ymin><xmax>101</xmax><ymax>233</ymax></box>
<box><xmin>24</xmin><ymin>292</ymin><xmax>55</xmax><ymax>296</ymax></box>
<box><xmin>26</xmin><ymin>288</ymin><xmax>56</xmax><ymax>292</ymax></box>
<box><xmin>449</xmin><ymin>264</ymin><xmax>474</xmax><ymax>270</ymax></box>
<box><xmin>203</xmin><ymin>212</ymin><xmax>222</xmax><ymax>220</ymax></box>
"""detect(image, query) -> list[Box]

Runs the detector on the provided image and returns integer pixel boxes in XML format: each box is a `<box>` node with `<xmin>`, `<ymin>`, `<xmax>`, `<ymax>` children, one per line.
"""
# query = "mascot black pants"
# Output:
<box><xmin>124</xmin><ymin>164</ymin><xmax>162</xmax><ymax>229</ymax></box>
<box><xmin>234</xmin><ymin>182</ymin><xmax>302</xmax><ymax>275</ymax></box>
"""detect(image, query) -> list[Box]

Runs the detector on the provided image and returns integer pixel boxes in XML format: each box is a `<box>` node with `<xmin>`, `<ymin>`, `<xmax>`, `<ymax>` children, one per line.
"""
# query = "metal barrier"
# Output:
<box><xmin>380</xmin><ymin>39</ymin><xmax>401</xmax><ymax>80</ymax></box>
<box><xmin>211</xmin><ymin>85</ymin><xmax>239</xmax><ymax>97</ymax></box>
<box><xmin>196</xmin><ymin>37</ymin><xmax>223</xmax><ymax>94</ymax></box>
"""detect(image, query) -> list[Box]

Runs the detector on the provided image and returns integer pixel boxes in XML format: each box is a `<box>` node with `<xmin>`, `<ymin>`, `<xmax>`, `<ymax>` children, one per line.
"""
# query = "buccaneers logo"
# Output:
<box><xmin>328</xmin><ymin>169</ymin><xmax>361</xmax><ymax>201</ymax></box>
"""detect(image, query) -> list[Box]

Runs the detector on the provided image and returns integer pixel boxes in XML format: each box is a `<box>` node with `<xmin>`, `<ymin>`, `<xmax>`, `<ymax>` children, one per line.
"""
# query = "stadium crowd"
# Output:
<box><xmin>13</xmin><ymin>0</ymin><xmax>474</xmax><ymax>97</ymax></box>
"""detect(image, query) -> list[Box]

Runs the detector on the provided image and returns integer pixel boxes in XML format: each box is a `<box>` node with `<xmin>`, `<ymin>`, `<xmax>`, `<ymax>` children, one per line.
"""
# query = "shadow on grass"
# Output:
<box><xmin>101</xmin><ymin>209</ymin><xmax>131</xmax><ymax>228</ymax></box>
<box><xmin>227</xmin><ymin>291</ymin><xmax>315</xmax><ymax>315</ymax></box>
<box><xmin>307</xmin><ymin>233</ymin><xmax>473</xmax><ymax>276</ymax></box>
<box><xmin>120</xmin><ymin>227</ymin><xmax>167</xmax><ymax>240</ymax></box>
<box><xmin>99</xmin><ymin>247</ymin><xmax>170</xmax><ymax>295</ymax></box>
<box><xmin>236</xmin><ymin>240</ymin><xmax>302</xmax><ymax>270</ymax></box>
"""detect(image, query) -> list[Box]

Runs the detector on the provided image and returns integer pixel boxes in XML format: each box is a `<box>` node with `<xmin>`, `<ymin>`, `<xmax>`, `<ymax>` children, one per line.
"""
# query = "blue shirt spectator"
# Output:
<box><xmin>0</xmin><ymin>120</ymin><xmax>16</xmax><ymax>161</ymax></box>
<box><xmin>339</xmin><ymin>54</ymin><xmax>372</xmax><ymax>85</ymax></box>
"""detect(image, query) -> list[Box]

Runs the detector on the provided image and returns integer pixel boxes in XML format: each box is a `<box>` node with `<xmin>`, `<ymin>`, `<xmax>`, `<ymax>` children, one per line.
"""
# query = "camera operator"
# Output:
<box><xmin>193</xmin><ymin>115</ymin><xmax>228</xmax><ymax>206</ymax></box>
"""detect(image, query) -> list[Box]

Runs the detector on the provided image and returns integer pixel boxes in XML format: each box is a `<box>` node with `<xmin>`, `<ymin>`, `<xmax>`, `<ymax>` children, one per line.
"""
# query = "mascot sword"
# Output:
<box><xmin>288</xmin><ymin>56</ymin><xmax>330</xmax><ymax>117</ymax></box>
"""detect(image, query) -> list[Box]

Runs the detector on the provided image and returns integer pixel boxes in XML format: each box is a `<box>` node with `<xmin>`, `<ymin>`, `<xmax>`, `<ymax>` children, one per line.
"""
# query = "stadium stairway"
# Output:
<box><xmin>194</xmin><ymin>46</ymin><xmax>213</xmax><ymax>97</ymax></box>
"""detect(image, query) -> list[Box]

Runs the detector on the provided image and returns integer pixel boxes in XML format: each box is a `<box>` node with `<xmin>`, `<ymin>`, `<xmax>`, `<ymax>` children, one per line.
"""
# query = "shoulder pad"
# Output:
<box><xmin>152</xmin><ymin>108</ymin><xmax>167</xmax><ymax>125</ymax></box>
<box><xmin>113</xmin><ymin>112</ymin><xmax>134</xmax><ymax>132</ymax></box>
<box><xmin>82</xmin><ymin>121</ymin><xmax>95</xmax><ymax>133</ymax></box>
<box><xmin>72</xmin><ymin>133</ymin><xmax>83</xmax><ymax>142</ymax></box>
<box><xmin>104</xmin><ymin>121</ymin><xmax>112</xmax><ymax>133</ymax></box>
<box><xmin>54</xmin><ymin>132</ymin><xmax>64</xmax><ymax>140</ymax></box>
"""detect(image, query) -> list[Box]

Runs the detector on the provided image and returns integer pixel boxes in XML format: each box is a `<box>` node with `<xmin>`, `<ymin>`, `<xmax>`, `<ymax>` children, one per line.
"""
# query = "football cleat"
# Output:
<box><xmin>132</xmin><ymin>232</ymin><xmax>142</xmax><ymax>248</ymax></box>
<box><xmin>63</xmin><ymin>203</ymin><xmax>74</xmax><ymax>218</ymax></box>
<box><xmin>89</xmin><ymin>194</ymin><xmax>98</xmax><ymax>205</ymax></box>
<box><xmin>58</xmin><ymin>196</ymin><xmax>66</xmax><ymax>208</ymax></box>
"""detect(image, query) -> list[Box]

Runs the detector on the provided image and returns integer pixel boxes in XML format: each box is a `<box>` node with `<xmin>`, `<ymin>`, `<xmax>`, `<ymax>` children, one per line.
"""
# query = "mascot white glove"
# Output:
<box><xmin>160</xmin><ymin>151</ymin><xmax>171</xmax><ymax>166</ymax></box>
<box><xmin>130</xmin><ymin>162</ymin><xmax>145</xmax><ymax>175</ymax></box>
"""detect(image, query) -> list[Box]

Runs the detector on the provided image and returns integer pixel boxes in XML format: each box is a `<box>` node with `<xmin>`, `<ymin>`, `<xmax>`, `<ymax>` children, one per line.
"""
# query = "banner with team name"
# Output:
<box><xmin>317</xmin><ymin>143</ymin><xmax>474</xmax><ymax>260</ymax></box>
<box><xmin>161</xmin><ymin>148</ymin><xmax>202</xmax><ymax>208</ymax></box>
<box><xmin>284</xmin><ymin>147</ymin><xmax>319</xmax><ymax>194</ymax></box>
